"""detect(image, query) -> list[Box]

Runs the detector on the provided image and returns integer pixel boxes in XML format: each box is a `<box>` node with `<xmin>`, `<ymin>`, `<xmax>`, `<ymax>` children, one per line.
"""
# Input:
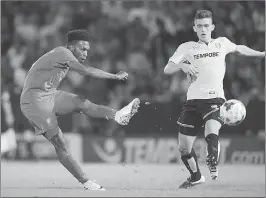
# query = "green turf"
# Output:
<box><xmin>1</xmin><ymin>162</ymin><xmax>265</xmax><ymax>197</ymax></box>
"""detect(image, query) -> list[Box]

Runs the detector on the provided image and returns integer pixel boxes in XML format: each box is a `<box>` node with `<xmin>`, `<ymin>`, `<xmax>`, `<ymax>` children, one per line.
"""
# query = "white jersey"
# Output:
<box><xmin>169</xmin><ymin>37</ymin><xmax>237</xmax><ymax>100</ymax></box>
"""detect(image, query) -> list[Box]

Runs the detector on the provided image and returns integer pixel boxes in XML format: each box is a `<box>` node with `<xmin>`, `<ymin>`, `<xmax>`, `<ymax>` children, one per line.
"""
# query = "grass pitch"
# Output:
<box><xmin>1</xmin><ymin>161</ymin><xmax>265</xmax><ymax>197</ymax></box>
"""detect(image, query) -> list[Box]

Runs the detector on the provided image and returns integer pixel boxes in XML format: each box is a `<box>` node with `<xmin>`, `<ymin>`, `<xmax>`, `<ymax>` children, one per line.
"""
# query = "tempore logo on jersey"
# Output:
<box><xmin>194</xmin><ymin>52</ymin><xmax>220</xmax><ymax>60</ymax></box>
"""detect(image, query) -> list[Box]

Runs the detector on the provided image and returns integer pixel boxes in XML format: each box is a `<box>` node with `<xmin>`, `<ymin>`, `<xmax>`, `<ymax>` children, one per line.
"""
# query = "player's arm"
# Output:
<box><xmin>67</xmin><ymin>60</ymin><xmax>127</xmax><ymax>80</ymax></box>
<box><xmin>164</xmin><ymin>44</ymin><xmax>188</xmax><ymax>75</ymax></box>
<box><xmin>164</xmin><ymin>60</ymin><xmax>186</xmax><ymax>75</ymax></box>
<box><xmin>164</xmin><ymin>43</ymin><xmax>198</xmax><ymax>76</ymax></box>
<box><xmin>235</xmin><ymin>45</ymin><xmax>265</xmax><ymax>58</ymax></box>
<box><xmin>68</xmin><ymin>60</ymin><xmax>116</xmax><ymax>79</ymax></box>
<box><xmin>223</xmin><ymin>37</ymin><xmax>265</xmax><ymax>58</ymax></box>
<box><xmin>60</xmin><ymin>47</ymin><xmax>128</xmax><ymax>80</ymax></box>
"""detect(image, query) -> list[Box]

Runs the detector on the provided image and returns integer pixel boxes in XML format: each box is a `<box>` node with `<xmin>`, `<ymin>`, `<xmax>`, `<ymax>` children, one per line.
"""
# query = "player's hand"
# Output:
<box><xmin>181</xmin><ymin>63</ymin><xmax>199</xmax><ymax>76</ymax></box>
<box><xmin>116</xmin><ymin>71</ymin><xmax>128</xmax><ymax>81</ymax></box>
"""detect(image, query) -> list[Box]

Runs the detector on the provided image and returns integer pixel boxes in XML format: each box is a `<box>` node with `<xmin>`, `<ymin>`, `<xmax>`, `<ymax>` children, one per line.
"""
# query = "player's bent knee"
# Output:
<box><xmin>178</xmin><ymin>133</ymin><xmax>196</xmax><ymax>156</ymax></box>
<box><xmin>204</xmin><ymin>119</ymin><xmax>221</xmax><ymax>136</ymax></box>
<box><xmin>178</xmin><ymin>139</ymin><xmax>194</xmax><ymax>156</ymax></box>
<box><xmin>178</xmin><ymin>144</ymin><xmax>191</xmax><ymax>156</ymax></box>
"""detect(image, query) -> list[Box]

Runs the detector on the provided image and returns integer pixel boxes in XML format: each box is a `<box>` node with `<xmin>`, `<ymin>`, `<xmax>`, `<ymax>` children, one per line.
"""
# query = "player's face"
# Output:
<box><xmin>73</xmin><ymin>41</ymin><xmax>90</xmax><ymax>63</ymax></box>
<box><xmin>193</xmin><ymin>18</ymin><xmax>215</xmax><ymax>43</ymax></box>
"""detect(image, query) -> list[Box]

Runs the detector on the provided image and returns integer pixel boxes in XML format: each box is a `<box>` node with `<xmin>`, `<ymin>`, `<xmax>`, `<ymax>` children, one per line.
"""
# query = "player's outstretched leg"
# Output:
<box><xmin>43</xmin><ymin>129</ymin><xmax>105</xmax><ymax>191</ymax></box>
<box><xmin>54</xmin><ymin>91</ymin><xmax>140</xmax><ymax>125</ymax></box>
<box><xmin>78</xmin><ymin>98</ymin><xmax>140</xmax><ymax>125</ymax></box>
<box><xmin>178</xmin><ymin>133</ymin><xmax>205</xmax><ymax>189</ymax></box>
<box><xmin>204</xmin><ymin>119</ymin><xmax>222</xmax><ymax>180</ymax></box>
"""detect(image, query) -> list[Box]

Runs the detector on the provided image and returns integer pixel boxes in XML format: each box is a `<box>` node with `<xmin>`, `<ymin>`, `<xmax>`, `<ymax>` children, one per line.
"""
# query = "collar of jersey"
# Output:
<box><xmin>197</xmin><ymin>39</ymin><xmax>214</xmax><ymax>45</ymax></box>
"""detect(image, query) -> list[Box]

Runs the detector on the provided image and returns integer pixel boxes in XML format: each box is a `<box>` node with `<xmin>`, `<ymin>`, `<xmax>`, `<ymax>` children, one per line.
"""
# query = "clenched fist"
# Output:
<box><xmin>116</xmin><ymin>71</ymin><xmax>128</xmax><ymax>81</ymax></box>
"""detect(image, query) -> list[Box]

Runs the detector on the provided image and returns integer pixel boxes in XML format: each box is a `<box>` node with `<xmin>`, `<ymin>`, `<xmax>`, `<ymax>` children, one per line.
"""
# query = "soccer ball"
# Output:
<box><xmin>219</xmin><ymin>99</ymin><xmax>246</xmax><ymax>126</ymax></box>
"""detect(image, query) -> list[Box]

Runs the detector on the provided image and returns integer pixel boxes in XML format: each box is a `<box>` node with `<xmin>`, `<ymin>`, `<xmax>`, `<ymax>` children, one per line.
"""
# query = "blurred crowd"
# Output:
<box><xmin>1</xmin><ymin>1</ymin><xmax>265</xmax><ymax>137</ymax></box>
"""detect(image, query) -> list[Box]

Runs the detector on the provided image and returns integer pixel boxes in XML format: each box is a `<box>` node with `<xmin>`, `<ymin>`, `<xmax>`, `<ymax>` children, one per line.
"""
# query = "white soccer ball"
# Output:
<box><xmin>219</xmin><ymin>99</ymin><xmax>246</xmax><ymax>126</ymax></box>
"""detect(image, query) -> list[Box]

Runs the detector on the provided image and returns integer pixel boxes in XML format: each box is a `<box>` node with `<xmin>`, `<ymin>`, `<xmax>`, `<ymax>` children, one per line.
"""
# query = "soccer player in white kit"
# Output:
<box><xmin>164</xmin><ymin>10</ymin><xmax>265</xmax><ymax>189</ymax></box>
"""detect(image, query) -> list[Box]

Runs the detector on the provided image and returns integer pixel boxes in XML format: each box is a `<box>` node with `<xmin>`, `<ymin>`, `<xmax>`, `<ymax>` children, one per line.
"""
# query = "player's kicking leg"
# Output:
<box><xmin>80</xmin><ymin>97</ymin><xmax>140</xmax><ymax>125</ymax></box>
<box><xmin>52</xmin><ymin>91</ymin><xmax>140</xmax><ymax>190</ymax></box>
<box><xmin>178</xmin><ymin>132</ymin><xmax>205</xmax><ymax>189</ymax></box>
<box><xmin>54</xmin><ymin>91</ymin><xmax>140</xmax><ymax>125</ymax></box>
<box><xmin>204</xmin><ymin>119</ymin><xmax>222</xmax><ymax>180</ymax></box>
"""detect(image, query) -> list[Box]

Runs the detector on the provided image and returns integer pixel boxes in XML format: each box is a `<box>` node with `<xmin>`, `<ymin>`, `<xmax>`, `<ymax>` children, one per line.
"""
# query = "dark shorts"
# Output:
<box><xmin>177</xmin><ymin>98</ymin><xmax>225</xmax><ymax>136</ymax></box>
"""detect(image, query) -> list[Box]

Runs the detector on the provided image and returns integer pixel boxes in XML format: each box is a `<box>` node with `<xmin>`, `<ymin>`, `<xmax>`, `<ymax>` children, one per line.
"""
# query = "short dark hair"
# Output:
<box><xmin>66</xmin><ymin>29</ymin><xmax>90</xmax><ymax>43</ymax></box>
<box><xmin>194</xmin><ymin>10</ymin><xmax>213</xmax><ymax>21</ymax></box>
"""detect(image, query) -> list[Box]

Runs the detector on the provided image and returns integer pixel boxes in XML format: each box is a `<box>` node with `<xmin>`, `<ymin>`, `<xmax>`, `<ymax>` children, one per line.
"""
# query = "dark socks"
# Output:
<box><xmin>205</xmin><ymin>134</ymin><xmax>219</xmax><ymax>162</ymax></box>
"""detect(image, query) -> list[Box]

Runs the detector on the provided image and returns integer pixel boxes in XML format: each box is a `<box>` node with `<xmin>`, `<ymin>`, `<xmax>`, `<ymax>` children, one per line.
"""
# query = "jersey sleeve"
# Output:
<box><xmin>223</xmin><ymin>37</ymin><xmax>237</xmax><ymax>54</ymax></box>
<box><xmin>169</xmin><ymin>43</ymin><xmax>189</xmax><ymax>64</ymax></box>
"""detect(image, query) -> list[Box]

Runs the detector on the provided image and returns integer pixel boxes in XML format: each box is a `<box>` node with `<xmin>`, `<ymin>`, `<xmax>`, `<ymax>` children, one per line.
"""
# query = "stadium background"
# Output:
<box><xmin>1</xmin><ymin>1</ymin><xmax>265</xmax><ymax>165</ymax></box>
